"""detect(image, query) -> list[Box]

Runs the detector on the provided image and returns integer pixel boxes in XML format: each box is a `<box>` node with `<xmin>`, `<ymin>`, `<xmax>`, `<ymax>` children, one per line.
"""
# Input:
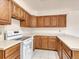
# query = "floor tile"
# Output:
<box><xmin>32</xmin><ymin>49</ymin><xmax>59</xmax><ymax>59</ymax></box>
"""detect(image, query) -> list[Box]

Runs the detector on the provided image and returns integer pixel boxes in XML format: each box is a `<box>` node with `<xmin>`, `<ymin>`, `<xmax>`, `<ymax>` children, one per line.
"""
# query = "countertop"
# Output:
<box><xmin>34</xmin><ymin>33</ymin><xmax>79</xmax><ymax>51</ymax></box>
<box><xmin>0</xmin><ymin>36</ymin><xmax>32</xmax><ymax>50</ymax></box>
<box><xmin>0</xmin><ymin>33</ymin><xmax>79</xmax><ymax>51</ymax></box>
<box><xmin>0</xmin><ymin>40</ymin><xmax>21</xmax><ymax>50</ymax></box>
<box><xmin>58</xmin><ymin>34</ymin><xmax>79</xmax><ymax>51</ymax></box>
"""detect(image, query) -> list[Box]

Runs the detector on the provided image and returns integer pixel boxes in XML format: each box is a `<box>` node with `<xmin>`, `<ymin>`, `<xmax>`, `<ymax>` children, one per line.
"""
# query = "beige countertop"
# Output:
<box><xmin>0</xmin><ymin>33</ymin><xmax>79</xmax><ymax>51</ymax></box>
<box><xmin>34</xmin><ymin>33</ymin><xmax>79</xmax><ymax>51</ymax></box>
<box><xmin>0</xmin><ymin>40</ymin><xmax>21</xmax><ymax>50</ymax></box>
<box><xmin>58</xmin><ymin>34</ymin><xmax>79</xmax><ymax>51</ymax></box>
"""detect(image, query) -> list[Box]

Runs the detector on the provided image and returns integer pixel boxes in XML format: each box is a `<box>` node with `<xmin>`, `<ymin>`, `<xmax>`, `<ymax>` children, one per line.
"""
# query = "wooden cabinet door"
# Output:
<box><xmin>24</xmin><ymin>13</ymin><xmax>30</xmax><ymax>27</ymax></box>
<box><xmin>48</xmin><ymin>36</ymin><xmax>56</xmax><ymax>50</ymax></box>
<box><xmin>50</xmin><ymin>16</ymin><xmax>58</xmax><ymax>27</ymax></box>
<box><xmin>34</xmin><ymin>36</ymin><xmax>42</xmax><ymax>49</ymax></box>
<box><xmin>21</xmin><ymin>10</ymin><xmax>26</xmax><ymax>20</ymax></box>
<box><xmin>56</xmin><ymin>39</ymin><xmax>62</xmax><ymax>59</ymax></box>
<box><xmin>12</xmin><ymin>2</ymin><xmax>18</xmax><ymax>18</ymax></box>
<box><xmin>16</xmin><ymin>6</ymin><xmax>21</xmax><ymax>20</ymax></box>
<box><xmin>30</xmin><ymin>16</ymin><xmax>37</xmax><ymax>27</ymax></box>
<box><xmin>58</xmin><ymin>15</ymin><xmax>66</xmax><ymax>27</ymax></box>
<box><xmin>41</xmin><ymin>36</ymin><xmax>48</xmax><ymax>49</ymax></box>
<box><xmin>37</xmin><ymin>16</ymin><xmax>44</xmax><ymax>27</ymax></box>
<box><xmin>20</xmin><ymin>9</ymin><xmax>24</xmax><ymax>20</ymax></box>
<box><xmin>20</xmin><ymin>13</ymin><xmax>30</xmax><ymax>27</ymax></box>
<box><xmin>44</xmin><ymin>16</ymin><xmax>51</xmax><ymax>27</ymax></box>
<box><xmin>12</xmin><ymin>2</ymin><xmax>22</xmax><ymax>20</ymax></box>
<box><xmin>0</xmin><ymin>0</ymin><xmax>11</xmax><ymax>24</ymax></box>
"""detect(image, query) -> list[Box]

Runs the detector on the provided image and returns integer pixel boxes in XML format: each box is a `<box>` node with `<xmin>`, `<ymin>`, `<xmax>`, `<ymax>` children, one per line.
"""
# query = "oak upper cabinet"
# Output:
<box><xmin>37</xmin><ymin>16</ymin><xmax>44</xmax><ymax>27</ymax></box>
<box><xmin>20</xmin><ymin>13</ymin><xmax>30</xmax><ymax>27</ymax></box>
<box><xmin>34</xmin><ymin>36</ymin><xmax>42</xmax><ymax>49</ymax></box>
<box><xmin>41</xmin><ymin>36</ymin><xmax>48</xmax><ymax>49</ymax></box>
<box><xmin>24</xmin><ymin>13</ymin><xmax>30</xmax><ymax>27</ymax></box>
<box><xmin>0</xmin><ymin>0</ymin><xmax>11</xmax><ymax>24</ymax></box>
<box><xmin>48</xmin><ymin>36</ymin><xmax>57</xmax><ymax>50</ymax></box>
<box><xmin>0</xmin><ymin>44</ymin><xmax>20</xmax><ymax>59</ymax></box>
<box><xmin>30</xmin><ymin>16</ymin><xmax>37</xmax><ymax>27</ymax></box>
<box><xmin>50</xmin><ymin>16</ymin><xmax>58</xmax><ymax>27</ymax></box>
<box><xmin>12</xmin><ymin>2</ymin><xmax>20</xmax><ymax>19</ymax></box>
<box><xmin>12</xmin><ymin>1</ymin><xmax>25</xmax><ymax>21</ymax></box>
<box><xmin>44</xmin><ymin>16</ymin><xmax>51</xmax><ymax>27</ymax></box>
<box><xmin>58</xmin><ymin>15</ymin><xmax>66</xmax><ymax>27</ymax></box>
<box><xmin>20</xmin><ymin>9</ymin><xmax>26</xmax><ymax>20</ymax></box>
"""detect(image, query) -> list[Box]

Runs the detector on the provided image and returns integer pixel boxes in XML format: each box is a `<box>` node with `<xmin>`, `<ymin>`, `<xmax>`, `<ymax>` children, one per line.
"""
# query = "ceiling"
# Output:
<box><xmin>24</xmin><ymin>0</ymin><xmax>79</xmax><ymax>11</ymax></box>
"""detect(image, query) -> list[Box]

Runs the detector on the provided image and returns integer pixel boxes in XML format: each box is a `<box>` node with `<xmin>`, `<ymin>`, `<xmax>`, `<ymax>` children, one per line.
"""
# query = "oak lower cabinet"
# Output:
<box><xmin>41</xmin><ymin>36</ymin><xmax>48</xmax><ymax>49</ymax></box>
<box><xmin>0</xmin><ymin>43</ymin><xmax>20</xmax><ymax>59</ymax></box>
<box><xmin>0</xmin><ymin>0</ymin><xmax>11</xmax><ymax>25</ymax></box>
<box><xmin>63</xmin><ymin>49</ymin><xmax>71</xmax><ymax>59</ymax></box>
<box><xmin>56</xmin><ymin>38</ymin><xmax>62</xmax><ymax>59</ymax></box>
<box><xmin>48</xmin><ymin>36</ymin><xmax>57</xmax><ymax>50</ymax></box>
<box><xmin>34</xmin><ymin>36</ymin><xmax>57</xmax><ymax>50</ymax></box>
<box><xmin>34</xmin><ymin>36</ymin><xmax>42</xmax><ymax>49</ymax></box>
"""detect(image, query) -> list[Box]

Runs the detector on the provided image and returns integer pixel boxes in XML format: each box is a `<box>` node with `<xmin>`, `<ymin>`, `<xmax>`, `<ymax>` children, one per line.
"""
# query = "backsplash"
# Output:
<box><xmin>31</xmin><ymin>28</ymin><xmax>66</xmax><ymax>35</ymax></box>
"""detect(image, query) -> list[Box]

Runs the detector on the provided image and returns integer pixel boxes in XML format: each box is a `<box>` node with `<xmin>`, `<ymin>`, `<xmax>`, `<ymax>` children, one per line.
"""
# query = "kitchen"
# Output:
<box><xmin>0</xmin><ymin>0</ymin><xmax>79</xmax><ymax>59</ymax></box>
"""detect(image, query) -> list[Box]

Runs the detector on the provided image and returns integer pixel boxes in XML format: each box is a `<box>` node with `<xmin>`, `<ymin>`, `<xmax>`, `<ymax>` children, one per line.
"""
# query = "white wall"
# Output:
<box><xmin>13</xmin><ymin>0</ymin><xmax>37</xmax><ymax>16</ymax></box>
<box><xmin>65</xmin><ymin>11</ymin><xmax>79</xmax><ymax>37</ymax></box>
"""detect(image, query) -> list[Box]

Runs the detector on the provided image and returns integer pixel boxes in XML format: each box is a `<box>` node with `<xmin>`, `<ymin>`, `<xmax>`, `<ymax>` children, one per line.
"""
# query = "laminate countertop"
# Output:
<box><xmin>34</xmin><ymin>33</ymin><xmax>79</xmax><ymax>51</ymax></box>
<box><xmin>0</xmin><ymin>40</ymin><xmax>21</xmax><ymax>50</ymax></box>
<box><xmin>58</xmin><ymin>34</ymin><xmax>79</xmax><ymax>51</ymax></box>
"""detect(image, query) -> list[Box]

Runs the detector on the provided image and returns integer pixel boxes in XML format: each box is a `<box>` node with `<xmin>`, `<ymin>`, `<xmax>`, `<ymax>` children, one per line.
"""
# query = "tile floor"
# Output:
<box><xmin>32</xmin><ymin>49</ymin><xmax>59</xmax><ymax>59</ymax></box>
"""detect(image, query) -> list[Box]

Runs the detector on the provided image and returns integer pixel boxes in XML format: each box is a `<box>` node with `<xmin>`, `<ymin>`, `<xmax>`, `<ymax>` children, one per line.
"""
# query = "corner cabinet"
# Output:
<box><xmin>0</xmin><ymin>0</ymin><xmax>11</xmax><ymax>25</ymax></box>
<box><xmin>0</xmin><ymin>43</ymin><xmax>20</xmax><ymax>59</ymax></box>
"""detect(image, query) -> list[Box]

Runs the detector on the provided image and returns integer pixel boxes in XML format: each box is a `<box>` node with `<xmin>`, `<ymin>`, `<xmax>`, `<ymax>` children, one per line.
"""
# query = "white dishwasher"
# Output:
<box><xmin>21</xmin><ymin>37</ymin><xmax>33</xmax><ymax>59</ymax></box>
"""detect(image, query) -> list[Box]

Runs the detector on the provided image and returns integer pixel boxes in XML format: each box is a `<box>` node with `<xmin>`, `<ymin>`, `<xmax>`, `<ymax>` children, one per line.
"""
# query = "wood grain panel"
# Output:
<box><xmin>30</xmin><ymin>16</ymin><xmax>37</xmax><ymax>27</ymax></box>
<box><xmin>0</xmin><ymin>0</ymin><xmax>11</xmax><ymax>24</ymax></box>
<box><xmin>44</xmin><ymin>16</ymin><xmax>51</xmax><ymax>27</ymax></box>
<box><xmin>50</xmin><ymin>16</ymin><xmax>58</xmax><ymax>27</ymax></box>
<box><xmin>37</xmin><ymin>16</ymin><xmax>44</xmax><ymax>27</ymax></box>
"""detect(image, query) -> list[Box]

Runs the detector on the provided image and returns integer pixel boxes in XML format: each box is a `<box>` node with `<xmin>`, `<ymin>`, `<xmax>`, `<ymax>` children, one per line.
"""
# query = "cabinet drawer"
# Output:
<box><xmin>63</xmin><ymin>43</ymin><xmax>72</xmax><ymax>57</ymax></box>
<box><xmin>6</xmin><ymin>50</ymin><xmax>20</xmax><ymax>59</ymax></box>
<box><xmin>4</xmin><ymin>44</ymin><xmax>20</xmax><ymax>58</ymax></box>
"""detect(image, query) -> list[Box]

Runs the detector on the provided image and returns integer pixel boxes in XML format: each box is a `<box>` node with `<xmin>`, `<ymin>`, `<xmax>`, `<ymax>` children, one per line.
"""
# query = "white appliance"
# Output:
<box><xmin>5</xmin><ymin>30</ymin><xmax>33</xmax><ymax>59</ymax></box>
<box><xmin>22</xmin><ymin>37</ymin><xmax>33</xmax><ymax>59</ymax></box>
<box><xmin>0</xmin><ymin>32</ymin><xmax>4</xmax><ymax>41</ymax></box>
